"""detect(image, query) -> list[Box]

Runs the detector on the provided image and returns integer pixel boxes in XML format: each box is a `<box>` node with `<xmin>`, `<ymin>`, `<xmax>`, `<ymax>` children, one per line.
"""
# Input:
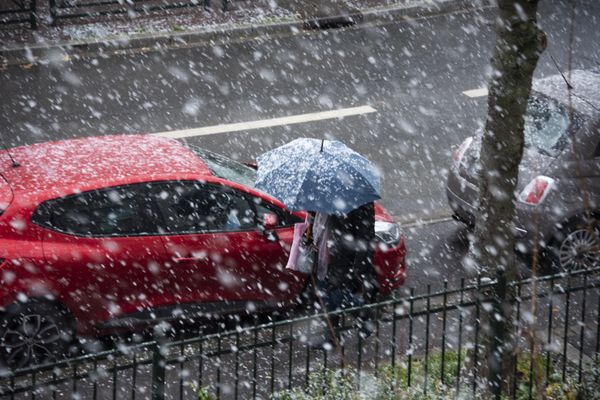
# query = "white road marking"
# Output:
<box><xmin>153</xmin><ymin>105</ymin><xmax>377</xmax><ymax>139</ymax></box>
<box><xmin>399</xmin><ymin>216</ymin><xmax>454</xmax><ymax>229</ymax></box>
<box><xmin>462</xmin><ymin>87</ymin><xmax>488</xmax><ymax>98</ymax></box>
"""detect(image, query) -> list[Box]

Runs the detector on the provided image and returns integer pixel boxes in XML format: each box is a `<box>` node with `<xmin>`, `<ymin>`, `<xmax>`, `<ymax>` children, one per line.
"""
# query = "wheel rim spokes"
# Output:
<box><xmin>36</xmin><ymin>324</ymin><xmax>61</xmax><ymax>344</ymax></box>
<box><xmin>32</xmin><ymin>343</ymin><xmax>55</xmax><ymax>360</ymax></box>
<box><xmin>21</xmin><ymin>315</ymin><xmax>40</xmax><ymax>338</ymax></box>
<box><xmin>6</xmin><ymin>345</ymin><xmax>31</xmax><ymax>370</ymax></box>
<box><xmin>1</xmin><ymin>313</ymin><xmax>60</xmax><ymax>368</ymax></box>
<box><xmin>2</xmin><ymin>330</ymin><xmax>26</xmax><ymax>349</ymax></box>
<box><xmin>559</xmin><ymin>228</ymin><xmax>600</xmax><ymax>270</ymax></box>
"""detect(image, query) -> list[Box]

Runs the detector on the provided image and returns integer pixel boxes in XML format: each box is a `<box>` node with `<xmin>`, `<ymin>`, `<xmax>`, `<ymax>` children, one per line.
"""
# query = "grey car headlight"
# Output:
<box><xmin>375</xmin><ymin>221</ymin><xmax>402</xmax><ymax>247</ymax></box>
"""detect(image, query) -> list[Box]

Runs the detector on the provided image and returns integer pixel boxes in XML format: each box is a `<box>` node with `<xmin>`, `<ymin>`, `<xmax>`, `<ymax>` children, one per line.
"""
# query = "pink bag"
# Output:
<box><xmin>286</xmin><ymin>220</ymin><xmax>312</xmax><ymax>274</ymax></box>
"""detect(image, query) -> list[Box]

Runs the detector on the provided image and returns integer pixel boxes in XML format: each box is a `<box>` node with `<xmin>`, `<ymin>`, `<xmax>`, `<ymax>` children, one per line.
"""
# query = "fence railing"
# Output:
<box><xmin>49</xmin><ymin>0</ymin><xmax>229</xmax><ymax>24</ymax></box>
<box><xmin>0</xmin><ymin>0</ymin><xmax>36</xmax><ymax>29</ymax></box>
<box><xmin>0</xmin><ymin>0</ymin><xmax>234</xmax><ymax>29</ymax></box>
<box><xmin>1</xmin><ymin>267</ymin><xmax>599</xmax><ymax>399</ymax></box>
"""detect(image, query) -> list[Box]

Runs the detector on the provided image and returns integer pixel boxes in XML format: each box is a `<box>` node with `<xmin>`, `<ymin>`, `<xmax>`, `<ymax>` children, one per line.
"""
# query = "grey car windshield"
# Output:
<box><xmin>188</xmin><ymin>146</ymin><xmax>257</xmax><ymax>188</ymax></box>
<box><xmin>524</xmin><ymin>95</ymin><xmax>583</xmax><ymax>157</ymax></box>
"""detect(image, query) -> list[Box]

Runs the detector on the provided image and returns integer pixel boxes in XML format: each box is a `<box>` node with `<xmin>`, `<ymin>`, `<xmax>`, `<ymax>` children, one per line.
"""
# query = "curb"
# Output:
<box><xmin>394</xmin><ymin>207</ymin><xmax>455</xmax><ymax>227</ymax></box>
<box><xmin>362</xmin><ymin>0</ymin><xmax>494</xmax><ymax>23</ymax></box>
<box><xmin>0</xmin><ymin>0</ymin><xmax>495</xmax><ymax>65</ymax></box>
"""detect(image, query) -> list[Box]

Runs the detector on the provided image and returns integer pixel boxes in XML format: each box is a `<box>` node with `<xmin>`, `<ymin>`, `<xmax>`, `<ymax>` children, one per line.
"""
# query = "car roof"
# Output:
<box><xmin>533</xmin><ymin>69</ymin><xmax>600</xmax><ymax>117</ymax></box>
<box><xmin>0</xmin><ymin>134</ymin><xmax>211</xmax><ymax>200</ymax></box>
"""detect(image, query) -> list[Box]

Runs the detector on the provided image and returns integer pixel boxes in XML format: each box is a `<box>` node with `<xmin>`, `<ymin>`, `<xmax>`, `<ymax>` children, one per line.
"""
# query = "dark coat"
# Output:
<box><xmin>324</xmin><ymin>202</ymin><xmax>378</xmax><ymax>298</ymax></box>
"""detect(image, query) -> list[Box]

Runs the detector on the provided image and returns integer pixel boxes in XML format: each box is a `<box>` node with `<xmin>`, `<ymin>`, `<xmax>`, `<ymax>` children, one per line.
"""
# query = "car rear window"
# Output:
<box><xmin>186</xmin><ymin>145</ymin><xmax>257</xmax><ymax>188</ymax></box>
<box><xmin>0</xmin><ymin>176</ymin><xmax>13</xmax><ymax>215</ymax></box>
<box><xmin>524</xmin><ymin>94</ymin><xmax>585</xmax><ymax>157</ymax></box>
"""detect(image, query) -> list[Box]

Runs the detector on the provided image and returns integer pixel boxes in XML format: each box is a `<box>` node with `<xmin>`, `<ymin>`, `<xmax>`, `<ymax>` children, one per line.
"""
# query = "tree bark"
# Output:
<box><xmin>471</xmin><ymin>0</ymin><xmax>545</xmax><ymax>397</ymax></box>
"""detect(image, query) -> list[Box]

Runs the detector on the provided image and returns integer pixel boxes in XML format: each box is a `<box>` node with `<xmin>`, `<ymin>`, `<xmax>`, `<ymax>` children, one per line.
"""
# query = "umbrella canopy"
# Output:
<box><xmin>255</xmin><ymin>138</ymin><xmax>381</xmax><ymax>214</ymax></box>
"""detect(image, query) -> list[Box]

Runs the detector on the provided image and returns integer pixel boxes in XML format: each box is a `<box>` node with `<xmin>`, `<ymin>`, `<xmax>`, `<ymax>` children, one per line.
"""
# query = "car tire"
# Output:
<box><xmin>0</xmin><ymin>300</ymin><xmax>76</xmax><ymax>370</ymax></box>
<box><xmin>545</xmin><ymin>216</ymin><xmax>600</xmax><ymax>272</ymax></box>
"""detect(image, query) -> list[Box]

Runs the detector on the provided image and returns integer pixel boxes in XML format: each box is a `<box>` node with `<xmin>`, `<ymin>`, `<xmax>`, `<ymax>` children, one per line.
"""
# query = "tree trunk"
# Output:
<box><xmin>471</xmin><ymin>0</ymin><xmax>545</xmax><ymax>397</ymax></box>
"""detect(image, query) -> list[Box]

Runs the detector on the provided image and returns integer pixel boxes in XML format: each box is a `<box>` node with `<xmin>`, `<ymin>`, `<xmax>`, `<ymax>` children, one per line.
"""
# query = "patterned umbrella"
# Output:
<box><xmin>255</xmin><ymin>138</ymin><xmax>380</xmax><ymax>214</ymax></box>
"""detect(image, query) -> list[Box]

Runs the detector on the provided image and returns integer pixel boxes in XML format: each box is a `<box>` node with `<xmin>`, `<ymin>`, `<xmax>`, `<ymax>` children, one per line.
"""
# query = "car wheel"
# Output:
<box><xmin>0</xmin><ymin>301</ymin><xmax>75</xmax><ymax>370</ymax></box>
<box><xmin>547</xmin><ymin>218</ymin><xmax>600</xmax><ymax>271</ymax></box>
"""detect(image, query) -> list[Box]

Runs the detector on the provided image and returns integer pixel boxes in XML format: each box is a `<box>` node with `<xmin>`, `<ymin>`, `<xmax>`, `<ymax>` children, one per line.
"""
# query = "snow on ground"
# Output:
<box><xmin>0</xmin><ymin>0</ymin><xmax>423</xmax><ymax>48</ymax></box>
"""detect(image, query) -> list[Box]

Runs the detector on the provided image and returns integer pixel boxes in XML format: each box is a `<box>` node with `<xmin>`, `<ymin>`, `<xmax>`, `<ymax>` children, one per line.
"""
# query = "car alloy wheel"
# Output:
<box><xmin>558</xmin><ymin>227</ymin><xmax>600</xmax><ymax>270</ymax></box>
<box><xmin>0</xmin><ymin>302</ymin><xmax>74</xmax><ymax>370</ymax></box>
<box><xmin>1</xmin><ymin>313</ymin><xmax>62</xmax><ymax>369</ymax></box>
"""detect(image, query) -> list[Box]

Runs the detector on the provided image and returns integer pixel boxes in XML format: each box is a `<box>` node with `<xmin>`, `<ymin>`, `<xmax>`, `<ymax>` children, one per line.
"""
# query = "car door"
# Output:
<box><xmin>153</xmin><ymin>180</ymin><xmax>304</xmax><ymax>313</ymax></box>
<box><xmin>34</xmin><ymin>183</ymin><xmax>171</xmax><ymax>328</ymax></box>
<box><xmin>582</xmin><ymin>124</ymin><xmax>600</xmax><ymax>207</ymax></box>
<box><xmin>560</xmin><ymin>121</ymin><xmax>600</xmax><ymax>204</ymax></box>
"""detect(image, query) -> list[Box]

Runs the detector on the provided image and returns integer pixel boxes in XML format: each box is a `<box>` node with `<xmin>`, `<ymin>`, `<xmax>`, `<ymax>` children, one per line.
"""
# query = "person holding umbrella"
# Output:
<box><xmin>255</xmin><ymin>138</ymin><xmax>381</xmax><ymax>345</ymax></box>
<box><xmin>314</xmin><ymin>201</ymin><xmax>378</xmax><ymax>308</ymax></box>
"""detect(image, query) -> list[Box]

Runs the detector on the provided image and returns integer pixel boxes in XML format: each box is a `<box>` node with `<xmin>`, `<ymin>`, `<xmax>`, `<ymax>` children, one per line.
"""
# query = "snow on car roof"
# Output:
<box><xmin>533</xmin><ymin>69</ymin><xmax>600</xmax><ymax>117</ymax></box>
<box><xmin>0</xmin><ymin>134</ymin><xmax>211</xmax><ymax>199</ymax></box>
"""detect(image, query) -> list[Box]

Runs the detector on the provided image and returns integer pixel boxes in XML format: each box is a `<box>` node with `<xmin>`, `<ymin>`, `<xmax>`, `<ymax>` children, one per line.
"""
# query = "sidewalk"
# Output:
<box><xmin>0</xmin><ymin>0</ymin><xmax>494</xmax><ymax>64</ymax></box>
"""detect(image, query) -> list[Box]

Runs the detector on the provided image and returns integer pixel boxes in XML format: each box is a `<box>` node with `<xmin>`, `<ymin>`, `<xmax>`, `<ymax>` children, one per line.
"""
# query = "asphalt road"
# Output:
<box><xmin>1</xmin><ymin>0</ymin><xmax>599</xmax><ymax>279</ymax></box>
<box><xmin>2</xmin><ymin>3</ymin><xmax>600</xmax><ymax>394</ymax></box>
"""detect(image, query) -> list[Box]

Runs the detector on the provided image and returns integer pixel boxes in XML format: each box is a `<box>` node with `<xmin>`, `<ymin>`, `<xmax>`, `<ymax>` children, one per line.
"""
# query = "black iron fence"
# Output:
<box><xmin>49</xmin><ymin>0</ymin><xmax>228</xmax><ymax>23</ymax></box>
<box><xmin>0</xmin><ymin>0</ymin><xmax>234</xmax><ymax>29</ymax></box>
<box><xmin>0</xmin><ymin>0</ymin><xmax>36</xmax><ymax>29</ymax></box>
<box><xmin>1</xmin><ymin>267</ymin><xmax>599</xmax><ymax>399</ymax></box>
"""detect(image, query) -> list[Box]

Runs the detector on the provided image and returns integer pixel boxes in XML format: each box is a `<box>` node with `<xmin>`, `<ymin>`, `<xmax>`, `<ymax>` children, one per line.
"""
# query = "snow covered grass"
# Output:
<box><xmin>268</xmin><ymin>350</ymin><xmax>592</xmax><ymax>400</ymax></box>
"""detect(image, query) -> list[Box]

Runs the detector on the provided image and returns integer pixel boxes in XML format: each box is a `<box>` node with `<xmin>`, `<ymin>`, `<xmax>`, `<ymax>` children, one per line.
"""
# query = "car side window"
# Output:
<box><xmin>252</xmin><ymin>197</ymin><xmax>302</xmax><ymax>228</ymax></box>
<box><xmin>33</xmin><ymin>184</ymin><xmax>158</xmax><ymax>236</ymax></box>
<box><xmin>153</xmin><ymin>181</ymin><xmax>258</xmax><ymax>234</ymax></box>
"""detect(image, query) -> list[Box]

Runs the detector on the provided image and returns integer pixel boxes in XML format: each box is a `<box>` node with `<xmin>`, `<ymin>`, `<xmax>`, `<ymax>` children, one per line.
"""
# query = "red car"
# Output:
<box><xmin>0</xmin><ymin>135</ymin><xmax>406</xmax><ymax>368</ymax></box>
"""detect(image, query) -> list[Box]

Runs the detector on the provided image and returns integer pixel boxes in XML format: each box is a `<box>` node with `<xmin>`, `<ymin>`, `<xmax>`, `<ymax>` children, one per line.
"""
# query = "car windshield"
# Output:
<box><xmin>524</xmin><ymin>95</ymin><xmax>583</xmax><ymax>157</ymax></box>
<box><xmin>188</xmin><ymin>145</ymin><xmax>257</xmax><ymax>188</ymax></box>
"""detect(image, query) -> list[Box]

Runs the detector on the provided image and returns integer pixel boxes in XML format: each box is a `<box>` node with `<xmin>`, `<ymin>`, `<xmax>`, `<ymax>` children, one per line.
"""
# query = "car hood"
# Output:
<box><xmin>460</xmin><ymin>134</ymin><xmax>557</xmax><ymax>191</ymax></box>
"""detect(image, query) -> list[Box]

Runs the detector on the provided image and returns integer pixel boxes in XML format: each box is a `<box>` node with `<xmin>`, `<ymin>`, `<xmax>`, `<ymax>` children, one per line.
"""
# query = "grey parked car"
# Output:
<box><xmin>447</xmin><ymin>69</ymin><xmax>600</xmax><ymax>271</ymax></box>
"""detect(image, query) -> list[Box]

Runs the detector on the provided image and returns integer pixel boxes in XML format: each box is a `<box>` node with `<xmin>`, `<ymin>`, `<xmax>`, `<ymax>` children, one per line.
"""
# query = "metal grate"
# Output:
<box><xmin>49</xmin><ymin>0</ymin><xmax>230</xmax><ymax>24</ymax></box>
<box><xmin>0</xmin><ymin>0</ymin><xmax>36</xmax><ymax>29</ymax></box>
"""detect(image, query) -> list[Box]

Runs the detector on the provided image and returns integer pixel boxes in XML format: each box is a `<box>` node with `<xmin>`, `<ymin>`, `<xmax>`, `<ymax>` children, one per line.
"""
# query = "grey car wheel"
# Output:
<box><xmin>550</xmin><ymin>219</ymin><xmax>600</xmax><ymax>271</ymax></box>
<box><xmin>0</xmin><ymin>302</ymin><xmax>74</xmax><ymax>370</ymax></box>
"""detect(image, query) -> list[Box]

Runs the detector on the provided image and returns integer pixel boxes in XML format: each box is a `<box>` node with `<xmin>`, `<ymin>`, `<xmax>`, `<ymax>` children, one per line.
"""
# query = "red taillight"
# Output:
<box><xmin>518</xmin><ymin>176</ymin><xmax>555</xmax><ymax>205</ymax></box>
<box><xmin>525</xmin><ymin>180</ymin><xmax>548</xmax><ymax>204</ymax></box>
